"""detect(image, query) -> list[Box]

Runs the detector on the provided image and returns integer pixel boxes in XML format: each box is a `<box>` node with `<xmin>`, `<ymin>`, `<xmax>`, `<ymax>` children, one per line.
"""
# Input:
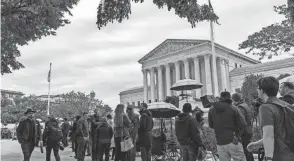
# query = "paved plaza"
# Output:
<box><xmin>0</xmin><ymin>140</ymin><xmax>143</xmax><ymax>161</ymax></box>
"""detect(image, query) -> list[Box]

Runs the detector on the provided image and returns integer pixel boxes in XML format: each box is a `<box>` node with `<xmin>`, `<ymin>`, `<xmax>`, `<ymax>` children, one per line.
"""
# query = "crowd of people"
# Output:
<box><xmin>16</xmin><ymin>76</ymin><xmax>294</xmax><ymax>161</ymax></box>
<box><xmin>16</xmin><ymin>102</ymin><xmax>154</xmax><ymax>161</ymax></box>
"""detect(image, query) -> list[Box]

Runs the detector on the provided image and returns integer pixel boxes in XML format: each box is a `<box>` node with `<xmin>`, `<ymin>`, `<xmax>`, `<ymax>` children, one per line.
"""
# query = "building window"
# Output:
<box><xmin>155</xmin><ymin>99</ymin><xmax>158</xmax><ymax>102</ymax></box>
<box><xmin>240</xmin><ymin>65</ymin><xmax>242</xmax><ymax>67</ymax></box>
<box><xmin>137</xmin><ymin>101</ymin><xmax>140</xmax><ymax>106</ymax></box>
<box><xmin>149</xmin><ymin>100</ymin><xmax>151</xmax><ymax>103</ymax></box>
<box><xmin>235</xmin><ymin>63</ymin><xmax>238</xmax><ymax>68</ymax></box>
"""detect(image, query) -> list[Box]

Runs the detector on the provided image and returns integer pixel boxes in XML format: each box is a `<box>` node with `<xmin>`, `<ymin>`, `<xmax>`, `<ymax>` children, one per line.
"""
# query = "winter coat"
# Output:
<box><xmin>137</xmin><ymin>109</ymin><xmax>154</xmax><ymax>147</ymax></box>
<box><xmin>175</xmin><ymin>113</ymin><xmax>202</xmax><ymax>146</ymax></box>
<box><xmin>17</xmin><ymin>117</ymin><xmax>41</xmax><ymax>146</ymax></box>
<box><xmin>76</xmin><ymin>118</ymin><xmax>89</xmax><ymax>137</ymax></box>
<box><xmin>96</xmin><ymin>122</ymin><xmax>113</xmax><ymax>144</ymax></box>
<box><xmin>208</xmin><ymin>99</ymin><xmax>246</xmax><ymax>145</ymax></box>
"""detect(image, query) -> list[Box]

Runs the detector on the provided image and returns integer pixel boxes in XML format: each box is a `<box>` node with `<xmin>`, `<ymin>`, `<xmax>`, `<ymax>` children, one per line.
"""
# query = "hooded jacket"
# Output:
<box><xmin>137</xmin><ymin>109</ymin><xmax>154</xmax><ymax>147</ymax></box>
<box><xmin>175</xmin><ymin>113</ymin><xmax>202</xmax><ymax>146</ymax></box>
<box><xmin>96</xmin><ymin>122</ymin><xmax>113</xmax><ymax>144</ymax></box>
<box><xmin>208</xmin><ymin>98</ymin><xmax>246</xmax><ymax>145</ymax></box>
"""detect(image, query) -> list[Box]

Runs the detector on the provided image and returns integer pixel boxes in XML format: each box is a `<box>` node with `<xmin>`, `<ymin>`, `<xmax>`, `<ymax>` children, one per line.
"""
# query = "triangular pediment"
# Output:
<box><xmin>138</xmin><ymin>39</ymin><xmax>209</xmax><ymax>63</ymax></box>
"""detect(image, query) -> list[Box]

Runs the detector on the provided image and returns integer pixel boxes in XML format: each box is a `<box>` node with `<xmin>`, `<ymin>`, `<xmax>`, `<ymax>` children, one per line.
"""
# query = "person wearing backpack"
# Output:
<box><xmin>43</xmin><ymin>118</ymin><xmax>63</xmax><ymax>161</ymax></box>
<box><xmin>96</xmin><ymin>117</ymin><xmax>113</xmax><ymax>161</ymax></box>
<box><xmin>279</xmin><ymin>82</ymin><xmax>294</xmax><ymax>105</ymax></box>
<box><xmin>232</xmin><ymin>93</ymin><xmax>254</xmax><ymax>161</ymax></box>
<box><xmin>175</xmin><ymin>103</ymin><xmax>203</xmax><ymax>161</ymax></box>
<box><xmin>247</xmin><ymin>76</ymin><xmax>294</xmax><ymax>161</ymax></box>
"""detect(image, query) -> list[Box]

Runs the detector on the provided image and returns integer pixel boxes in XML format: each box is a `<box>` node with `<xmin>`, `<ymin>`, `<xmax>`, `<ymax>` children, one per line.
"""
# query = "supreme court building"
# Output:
<box><xmin>119</xmin><ymin>39</ymin><xmax>294</xmax><ymax>109</ymax></box>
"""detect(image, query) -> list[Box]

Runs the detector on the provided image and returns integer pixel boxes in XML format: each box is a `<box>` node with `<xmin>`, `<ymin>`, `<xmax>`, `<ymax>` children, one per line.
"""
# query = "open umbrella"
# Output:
<box><xmin>279</xmin><ymin>75</ymin><xmax>294</xmax><ymax>84</ymax></box>
<box><xmin>170</xmin><ymin>79</ymin><xmax>203</xmax><ymax>91</ymax></box>
<box><xmin>148</xmin><ymin>102</ymin><xmax>181</xmax><ymax>118</ymax></box>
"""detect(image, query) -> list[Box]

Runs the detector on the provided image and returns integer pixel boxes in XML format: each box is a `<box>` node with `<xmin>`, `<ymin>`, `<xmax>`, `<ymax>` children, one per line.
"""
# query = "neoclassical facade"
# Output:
<box><xmin>119</xmin><ymin>39</ymin><xmax>262</xmax><ymax>107</ymax></box>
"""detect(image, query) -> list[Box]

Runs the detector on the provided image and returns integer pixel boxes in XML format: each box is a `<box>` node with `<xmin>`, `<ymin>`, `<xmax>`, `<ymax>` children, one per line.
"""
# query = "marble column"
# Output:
<box><xmin>157</xmin><ymin>66</ymin><xmax>164</xmax><ymax>102</ymax></box>
<box><xmin>220</xmin><ymin>58</ymin><xmax>227</xmax><ymax>92</ymax></box>
<box><xmin>204</xmin><ymin>54</ymin><xmax>213</xmax><ymax>95</ymax></box>
<box><xmin>150</xmin><ymin>68</ymin><xmax>155</xmax><ymax>102</ymax></box>
<box><xmin>165</xmin><ymin>64</ymin><xmax>172</xmax><ymax>96</ymax></box>
<box><xmin>212</xmin><ymin>56</ymin><xmax>219</xmax><ymax>96</ymax></box>
<box><xmin>142</xmin><ymin>69</ymin><xmax>148</xmax><ymax>103</ymax></box>
<box><xmin>193</xmin><ymin>57</ymin><xmax>201</xmax><ymax>97</ymax></box>
<box><xmin>225</xmin><ymin>60</ymin><xmax>231</xmax><ymax>92</ymax></box>
<box><xmin>175</xmin><ymin>61</ymin><xmax>181</xmax><ymax>82</ymax></box>
<box><xmin>183</xmin><ymin>59</ymin><xmax>190</xmax><ymax>79</ymax></box>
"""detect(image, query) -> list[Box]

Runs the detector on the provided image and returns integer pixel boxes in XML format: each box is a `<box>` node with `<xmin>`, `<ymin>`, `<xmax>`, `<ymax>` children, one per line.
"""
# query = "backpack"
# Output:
<box><xmin>238</xmin><ymin>104</ymin><xmax>253</xmax><ymax>126</ymax></box>
<box><xmin>270</xmin><ymin>103</ymin><xmax>294</xmax><ymax>153</ymax></box>
<box><xmin>49</xmin><ymin>127</ymin><xmax>63</xmax><ymax>142</ymax></box>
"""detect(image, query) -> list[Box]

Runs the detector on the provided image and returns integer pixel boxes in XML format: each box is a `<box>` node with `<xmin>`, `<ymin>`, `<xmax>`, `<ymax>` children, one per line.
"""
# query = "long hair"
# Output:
<box><xmin>127</xmin><ymin>105</ymin><xmax>135</xmax><ymax>119</ymax></box>
<box><xmin>114</xmin><ymin>104</ymin><xmax>125</xmax><ymax>127</ymax></box>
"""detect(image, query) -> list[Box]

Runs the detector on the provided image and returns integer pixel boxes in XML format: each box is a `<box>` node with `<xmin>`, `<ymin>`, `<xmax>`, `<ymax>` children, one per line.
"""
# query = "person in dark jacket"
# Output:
<box><xmin>17</xmin><ymin>108</ymin><xmax>42</xmax><ymax>161</ymax></box>
<box><xmin>90</xmin><ymin>109</ymin><xmax>101</xmax><ymax>161</ymax></box>
<box><xmin>76</xmin><ymin>112</ymin><xmax>89</xmax><ymax>161</ymax></box>
<box><xmin>72</xmin><ymin>115</ymin><xmax>81</xmax><ymax>158</ymax></box>
<box><xmin>208</xmin><ymin>91</ymin><xmax>247</xmax><ymax>161</ymax></box>
<box><xmin>232</xmin><ymin>93</ymin><xmax>254</xmax><ymax>161</ymax></box>
<box><xmin>43</xmin><ymin>118</ymin><xmax>62</xmax><ymax>161</ymax></box>
<box><xmin>96</xmin><ymin>117</ymin><xmax>113</xmax><ymax>161</ymax></box>
<box><xmin>126</xmin><ymin>105</ymin><xmax>140</xmax><ymax>161</ymax></box>
<box><xmin>138</xmin><ymin>103</ymin><xmax>154</xmax><ymax>161</ymax></box>
<box><xmin>176</xmin><ymin>103</ymin><xmax>203</xmax><ymax>161</ymax></box>
<box><xmin>279</xmin><ymin>82</ymin><xmax>294</xmax><ymax>104</ymax></box>
<box><xmin>61</xmin><ymin>118</ymin><xmax>71</xmax><ymax>147</ymax></box>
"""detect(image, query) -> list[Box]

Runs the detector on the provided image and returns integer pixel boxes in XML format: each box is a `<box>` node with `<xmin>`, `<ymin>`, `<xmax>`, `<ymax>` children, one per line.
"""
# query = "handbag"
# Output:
<box><xmin>120</xmin><ymin>115</ymin><xmax>134</xmax><ymax>152</ymax></box>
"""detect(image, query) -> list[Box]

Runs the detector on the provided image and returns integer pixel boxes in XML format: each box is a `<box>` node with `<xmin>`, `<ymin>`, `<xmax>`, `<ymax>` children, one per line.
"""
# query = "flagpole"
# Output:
<box><xmin>209</xmin><ymin>0</ymin><xmax>219</xmax><ymax>96</ymax></box>
<box><xmin>47</xmin><ymin>63</ymin><xmax>52</xmax><ymax>116</ymax></box>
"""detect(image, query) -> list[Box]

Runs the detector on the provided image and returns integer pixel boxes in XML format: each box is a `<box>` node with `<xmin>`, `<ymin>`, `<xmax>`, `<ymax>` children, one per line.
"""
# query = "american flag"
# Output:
<box><xmin>47</xmin><ymin>63</ymin><xmax>52</xmax><ymax>83</ymax></box>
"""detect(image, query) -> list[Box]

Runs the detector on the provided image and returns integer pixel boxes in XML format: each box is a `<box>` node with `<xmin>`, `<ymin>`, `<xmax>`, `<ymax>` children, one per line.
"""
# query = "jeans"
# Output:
<box><xmin>241</xmin><ymin>133</ymin><xmax>254</xmax><ymax>161</ymax></box>
<box><xmin>21</xmin><ymin>141</ymin><xmax>35</xmax><ymax>161</ymax></box>
<box><xmin>77</xmin><ymin>137</ymin><xmax>88</xmax><ymax>161</ymax></box>
<box><xmin>98</xmin><ymin>143</ymin><xmax>111</xmax><ymax>161</ymax></box>
<box><xmin>62</xmin><ymin>133</ymin><xmax>68</xmax><ymax>147</ymax></box>
<box><xmin>141</xmin><ymin>147</ymin><xmax>152</xmax><ymax>161</ymax></box>
<box><xmin>180</xmin><ymin>144</ymin><xmax>198</xmax><ymax>161</ymax></box>
<box><xmin>46</xmin><ymin>142</ymin><xmax>60</xmax><ymax>161</ymax></box>
<box><xmin>114</xmin><ymin>137</ymin><xmax>127</xmax><ymax>161</ymax></box>
<box><xmin>217</xmin><ymin>142</ymin><xmax>246</xmax><ymax>161</ymax></box>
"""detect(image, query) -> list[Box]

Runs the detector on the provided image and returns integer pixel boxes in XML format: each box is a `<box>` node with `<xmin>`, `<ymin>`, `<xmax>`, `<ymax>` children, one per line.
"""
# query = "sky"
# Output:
<box><xmin>1</xmin><ymin>0</ymin><xmax>292</xmax><ymax>108</ymax></box>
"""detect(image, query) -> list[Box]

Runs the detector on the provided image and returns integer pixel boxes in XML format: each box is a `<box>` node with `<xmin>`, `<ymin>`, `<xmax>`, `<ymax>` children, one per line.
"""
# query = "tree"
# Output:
<box><xmin>277</xmin><ymin>73</ymin><xmax>292</xmax><ymax>80</ymax></box>
<box><xmin>97</xmin><ymin>104</ymin><xmax>113</xmax><ymax>117</ymax></box>
<box><xmin>96</xmin><ymin>0</ymin><xmax>219</xmax><ymax>30</ymax></box>
<box><xmin>1</xmin><ymin>0</ymin><xmax>79</xmax><ymax>75</ymax></box>
<box><xmin>239</xmin><ymin>4</ymin><xmax>294</xmax><ymax>60</ymax></box>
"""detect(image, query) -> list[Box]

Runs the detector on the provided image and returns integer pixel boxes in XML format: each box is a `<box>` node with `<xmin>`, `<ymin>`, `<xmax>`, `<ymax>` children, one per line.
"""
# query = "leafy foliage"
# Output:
<box><xmin>276</xmin><ymin>73</ymin><xmax>292</xmax><ymax>80</ymax></box>
<box><xmin>239</xmin><ymin>4</ymin><xmax>294</xmax><ymax>60</ymax></box>
<box><xmin>1</xmin><ymin>0</ymin><xmax>79</xmax><ymax>75</ymax></box>
<box><xmin>164</xmin><ymin>96</ymin><xmax>179</xmax><ymax>108</ymax></box>
<box><xmin>96</xmin><ymin>0</ymin><xmax>219</xmax><ymax>30</ymax></box>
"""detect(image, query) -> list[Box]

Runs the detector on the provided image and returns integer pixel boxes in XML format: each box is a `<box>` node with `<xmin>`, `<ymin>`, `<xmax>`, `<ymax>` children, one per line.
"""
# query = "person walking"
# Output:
<box><xmin>96</xmin><ymin>117</ymin><xmax>113</xmax><ymax>161</ymax></box>
<box><xmin>43</xmin><ymin>118</ymin><xmax>63</xmax><ymax>161</ymax></box>
<box><xmin>76</xmin><ymin>112</ymin><xmax>90</xmax><ymax>161</ymax></box>
<box><xmin>247</xmin><ymin>76</ymin><xmax>294</xmax><ymax>161</ymax></box>
<box><xmin>208</xmin><ymin>91</ymin><xmax>247</xmax><ymax>161</ymax></box>
<box><xmin>61</xmin><ymin>118</ymin><xmax>71</xmax><ymax>147</ymax></box>
<box><xmin>113</xmin><ymin>104</ymin><xmax>131</xmax><ymax>161</ymax></box>
<box><xmin>16</xmin><ymin>108</ymin><xmax>42</xmax><ymax>161</ymax></box>
<box><xmin>175</xmin><ymin>103</ymin><xmax>203</xmax><ymax>161</ymax></box>
<box><xmin>126</xmin><ymin>105</ymin><xmax>140</xmax><ymax>161</ymax></box>
<box><xmin>71</xmin><ymin>115</ymin><xmax>81</xmax><ymax>158</ymax></box>
<box><xmin>232</xmin><ymin>93</ymin><xmax>255</xmax><ymax>161</ymax></box>
<box><xmin>137</xmin><ymin>103</ymin><xmax>154</xmax><ymax>161</ymax></box>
